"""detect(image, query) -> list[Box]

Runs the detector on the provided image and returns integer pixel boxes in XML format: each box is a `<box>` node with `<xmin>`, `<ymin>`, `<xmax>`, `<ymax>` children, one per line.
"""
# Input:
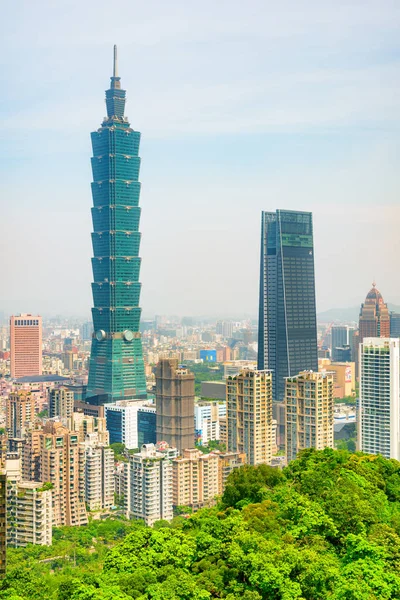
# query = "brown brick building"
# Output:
<box><xmin>155</xmin><ymin>359</ymin><xmax>195</xmax><ymax>453</ymax></box>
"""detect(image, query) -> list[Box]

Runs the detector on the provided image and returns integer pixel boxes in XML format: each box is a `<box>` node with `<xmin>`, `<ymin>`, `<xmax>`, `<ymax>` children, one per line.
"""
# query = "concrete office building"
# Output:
<box><xmin>155</xmin><ymin>359</ymin><xmax>195</xmax><ymax>453</ymax></box>
<box><xmin>6</xmin><ymin>391</ymin><xmax>36</xmax><ymax>438</ymax></box>
<box><xmin>128</xmin><ymin>443</ymin><xmax>175</xmax><ymax>526</ymax></box>
<box><xmin>137</xmin><ymin>406</ymin><xmax>156</xmax><ymax>446</ymax></box>
<box><xmin>285</xmin><ymin>371</ymin><xmax>334</xmax><ymax>463</ymax></box>
<box><xmin>358</xmin><ymin>338</ymin><xmax>400</xmax><ymax>460</ymax></box>
<box><xmin>105</xmin><ymin>400</ymin><xmax>153</xmax><ymax>449</ymax></box>
<box><xmin>10</xmin><ymin>314</ymin><xmax>42</xmax><ymax>379</ymax></box>
<box><xmin>49</xmin><ymin>386</ymin><xmax>74</xmax><ymax>419</ymax></box>
<box><xmin>227</xmin><ymin>369</ymin><xmax>273</xmax><ymax>465</ymax></box>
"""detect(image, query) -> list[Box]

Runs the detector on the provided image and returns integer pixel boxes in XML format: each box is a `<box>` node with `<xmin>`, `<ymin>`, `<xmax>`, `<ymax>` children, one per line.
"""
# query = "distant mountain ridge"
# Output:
<box><xmin>318</xmin><ymin>304</ymin><xmax>400</xmax><ymax>323</ymax></box>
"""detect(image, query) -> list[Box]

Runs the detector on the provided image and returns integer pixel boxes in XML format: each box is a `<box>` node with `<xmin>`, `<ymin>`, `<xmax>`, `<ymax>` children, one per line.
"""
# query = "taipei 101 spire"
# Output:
<box><xmin>86</xmin><ymin>46</ymin><xmax>147</xmax><ymax>405</ymax></box>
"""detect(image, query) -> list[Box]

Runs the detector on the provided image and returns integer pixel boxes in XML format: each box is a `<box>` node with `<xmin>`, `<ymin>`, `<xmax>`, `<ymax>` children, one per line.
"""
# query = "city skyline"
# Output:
<box><xmin>1</xmin><ymin>1</ymin><xmax>400</xmax><ymax>318</ymax></box>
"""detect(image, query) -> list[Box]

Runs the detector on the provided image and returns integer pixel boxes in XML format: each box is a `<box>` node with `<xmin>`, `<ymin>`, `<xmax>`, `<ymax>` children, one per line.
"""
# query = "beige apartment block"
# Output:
<box><xmin>172</xmin><ymin>449</ymin><xmax>220</xmax><ymax>510</ymax></box>
<box><xmin>285</xmin><ymin>370</ymin><xmax>334</xmax><ymax>463</ymax></box>
<box><xmin>68</xmin><ymin>412</ymin><xmax>109</xmax><ymax>445</ymax></box>
<box><xmin>6</xmin><ymin>391</ymin><xmax>36</xmax><ymax>438</ymax></box>
<box><xmin>319</xmin><ymin>359</ymin><xmax>355</xmax><ymax>399</ymax></box>
<box><xmin>40</xmin><ymin>421</ymin><xmax>88</xmax><ymax>527</ymax></box>
<box><xmin>226</xmin><ymin>369</ymin><xmax>273</xmax><ymax>465</ymax></box>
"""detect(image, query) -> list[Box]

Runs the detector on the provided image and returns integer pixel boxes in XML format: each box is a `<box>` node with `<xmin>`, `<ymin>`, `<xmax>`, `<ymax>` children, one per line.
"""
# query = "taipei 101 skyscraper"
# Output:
<box><xmin>87</xmin><ymin>46</ymin><xmax>147</xmax><ymax>405</ymax></box>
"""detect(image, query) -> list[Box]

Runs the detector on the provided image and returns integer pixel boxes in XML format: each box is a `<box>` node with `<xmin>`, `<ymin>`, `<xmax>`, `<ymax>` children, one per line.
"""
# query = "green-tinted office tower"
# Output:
<box><xmin>87</xmin><ymin>47</ymin><xmax>147</xmax><ymax>405</ymax></box>
<box><xmin>257</xmin><ymin>210</ymin><xmax>318</xmax><ymax>401</ymax></box>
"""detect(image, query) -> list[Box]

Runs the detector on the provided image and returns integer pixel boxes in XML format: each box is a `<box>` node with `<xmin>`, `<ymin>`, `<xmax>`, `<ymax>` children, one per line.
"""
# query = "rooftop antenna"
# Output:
<box><xmin>113</xmin><ymin>44</ymin><xmax>118</xmax><ymax>78</ymax></box>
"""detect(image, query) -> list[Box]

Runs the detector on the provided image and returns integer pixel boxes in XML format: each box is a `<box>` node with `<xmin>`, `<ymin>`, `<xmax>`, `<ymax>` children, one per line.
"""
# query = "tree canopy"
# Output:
<box><xmin>3</xmin><ymin>448</ymin><xmax>400</xmax><ymax>598</ymax></box>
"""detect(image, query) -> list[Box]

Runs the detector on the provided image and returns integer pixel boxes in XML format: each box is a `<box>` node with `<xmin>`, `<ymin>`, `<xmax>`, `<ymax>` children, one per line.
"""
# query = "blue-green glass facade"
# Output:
<box><xmin>87</xmin><ymin>53</ymin><xmax>147</xmax><ymax>404</ymax></box>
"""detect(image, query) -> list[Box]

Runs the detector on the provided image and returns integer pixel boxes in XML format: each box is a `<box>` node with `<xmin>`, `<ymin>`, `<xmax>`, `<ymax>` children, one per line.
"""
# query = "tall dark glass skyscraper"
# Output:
<box><xmin>257</xmin><ymin>210</ymin><xmax>318</xmax><ymax>401</ymax></box>
<box><xmin>87</xmin><ymin>47</ymin><xmax>147</xmax><ymax>404</ymax></box>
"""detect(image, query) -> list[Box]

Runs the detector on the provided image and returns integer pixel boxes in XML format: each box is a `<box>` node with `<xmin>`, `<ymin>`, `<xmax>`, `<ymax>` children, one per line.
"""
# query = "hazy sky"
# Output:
<box><xmin>1</xmin><ymin>0</ymin><xmax>399</xmax><ymax>318</ymax></box>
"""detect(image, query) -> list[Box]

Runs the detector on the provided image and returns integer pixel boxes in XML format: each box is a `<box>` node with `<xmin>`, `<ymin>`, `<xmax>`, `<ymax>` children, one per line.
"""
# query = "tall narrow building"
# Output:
<box><xmin>87</xmin><ymin>46</ymin><xmax>146</xmax><ymax>405</ymax></box>
<box><xmin>358</xmin><ymin>338</ymin><xmax>400</xmax><ymax>460</ymax></box>
<box><xmin>226</xmin><ymin>369</ymin><xmax>273</xmax><ymax>465</ymax></box>
<box><xmin>155</xmin><ymin>359</ymin><xmax>195</xmax><ymax>454</ymax></box>
<box><xmin>257</xmin><ymin>210</ymin><xmax>318</xmax><ymax>401</ymax></box>
<box><xmin>10</xmin><ymin>314</ymin><xmax>42</xmax><ymax>379</ymax></box>
<box><xmin>285</xmin><ymin>370</ymin><xmax>334</xmax><ymax>463</ymax></box>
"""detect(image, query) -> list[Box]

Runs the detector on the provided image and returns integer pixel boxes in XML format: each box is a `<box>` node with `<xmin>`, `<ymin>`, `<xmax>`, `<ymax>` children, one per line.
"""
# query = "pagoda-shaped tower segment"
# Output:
<box><xmin>87</xmin><ymin>47</ymin><xmax>147</xmax><ymax>404</ymax></box>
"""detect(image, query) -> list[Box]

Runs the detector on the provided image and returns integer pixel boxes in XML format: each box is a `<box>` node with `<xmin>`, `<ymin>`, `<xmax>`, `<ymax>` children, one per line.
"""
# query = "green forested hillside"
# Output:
<box><xmin>3</xmin><ymin>448</ymin><xmax>400</xmax><ymax>599</ymax></box>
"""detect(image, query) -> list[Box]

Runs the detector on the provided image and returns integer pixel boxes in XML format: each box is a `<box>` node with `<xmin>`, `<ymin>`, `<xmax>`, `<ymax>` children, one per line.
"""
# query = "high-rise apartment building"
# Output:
<box><xmin>285</xmin><ymin>371</ymin><xmax>334</xmax><ymax>463</ymax></box>
<box><xmin>6</xmin><ymin>391</ymin><xmax>36</xmax><ymax>438</ymax></box>
<box><xmin>8</xmin><ymin>481</ymin><xmax>52</xmax><ymax>547</ymax></box>
<box><xmin>226</xmin><ymin>369</ymin><xmax>273</xmax><ymax>465</ymax></box>
<box><xmin>358</xmin><ymin>338</ymin><xmax>400</xmax><ymax>460</ymax></box>
<box><xmin>84</xmin><ymin>443</ymin><xmax>114</xmax><ymax>511</ymax></box>
<box><xmin>359</xmin><ymin>283</ymin><xmax>390</xmax><ymax>342</ymax></box>
<box><xmin>49</xmin><ymin>386</ymin><xmax>74</xmax><ymax>419</ymax></box>
<box><xmin>68</xmin><ymin>412</ymin><xmax>109</xmax><ymax>445</ymax></box>
<box><xmin>128</xmin><ymin>443</ymin><xmax>175</xmax><ymax>526</ymax></box>
<box><xmin>21</xmin><ymin>427</ymin><xmax>42</xmax><ymax>482</ymax></box>
<box><xmin>87</xmin><ymin>46</ymin><xmax>146</xmax><ymax>405</ymax></box>
<box><xmin>40</xmin><ymin>422</ymin><xmax>88</xmax><ymax>527</ymax></box>
<box><xmin>10</xmin><ymin>314</ymin><xmax>42</xmax><ymax>379</ymax></box>
<box><xmin>155</xmin><ymin>359</ymin><xmax>195</xmax><ymax>453</ymax></box>
<box><xmin>172</xmin><ymin>449</ymin><xmax>219</xmax><ymax>510</ymax></box>
<box><xmin>257</xmin><ymin>210</ymin><xmax>318</xmax><ymax>401</ymax></box>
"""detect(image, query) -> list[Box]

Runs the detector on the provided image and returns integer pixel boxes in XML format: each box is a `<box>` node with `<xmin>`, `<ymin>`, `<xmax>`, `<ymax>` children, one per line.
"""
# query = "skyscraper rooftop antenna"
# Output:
<box><xmin>113</xmin><ymin>44</ymin><xmax>118</xmax><ymax>78</ymax></box>
<box><xmin>110</xmin><ymin>44</ymin><xmax>121</xmax><ymax>90</ymax></box>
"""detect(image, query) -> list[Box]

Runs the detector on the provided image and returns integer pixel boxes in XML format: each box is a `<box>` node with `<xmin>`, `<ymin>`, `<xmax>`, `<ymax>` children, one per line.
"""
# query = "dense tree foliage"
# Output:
<box><xmin>188</xmin><ymin>362</ymin><xmax>224</xmax><ymax>395</ymax></box>
<box><xmin>4</xmin><ymin>448</ymin><xmax>400</xmax><ymax>598</ymax></box>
